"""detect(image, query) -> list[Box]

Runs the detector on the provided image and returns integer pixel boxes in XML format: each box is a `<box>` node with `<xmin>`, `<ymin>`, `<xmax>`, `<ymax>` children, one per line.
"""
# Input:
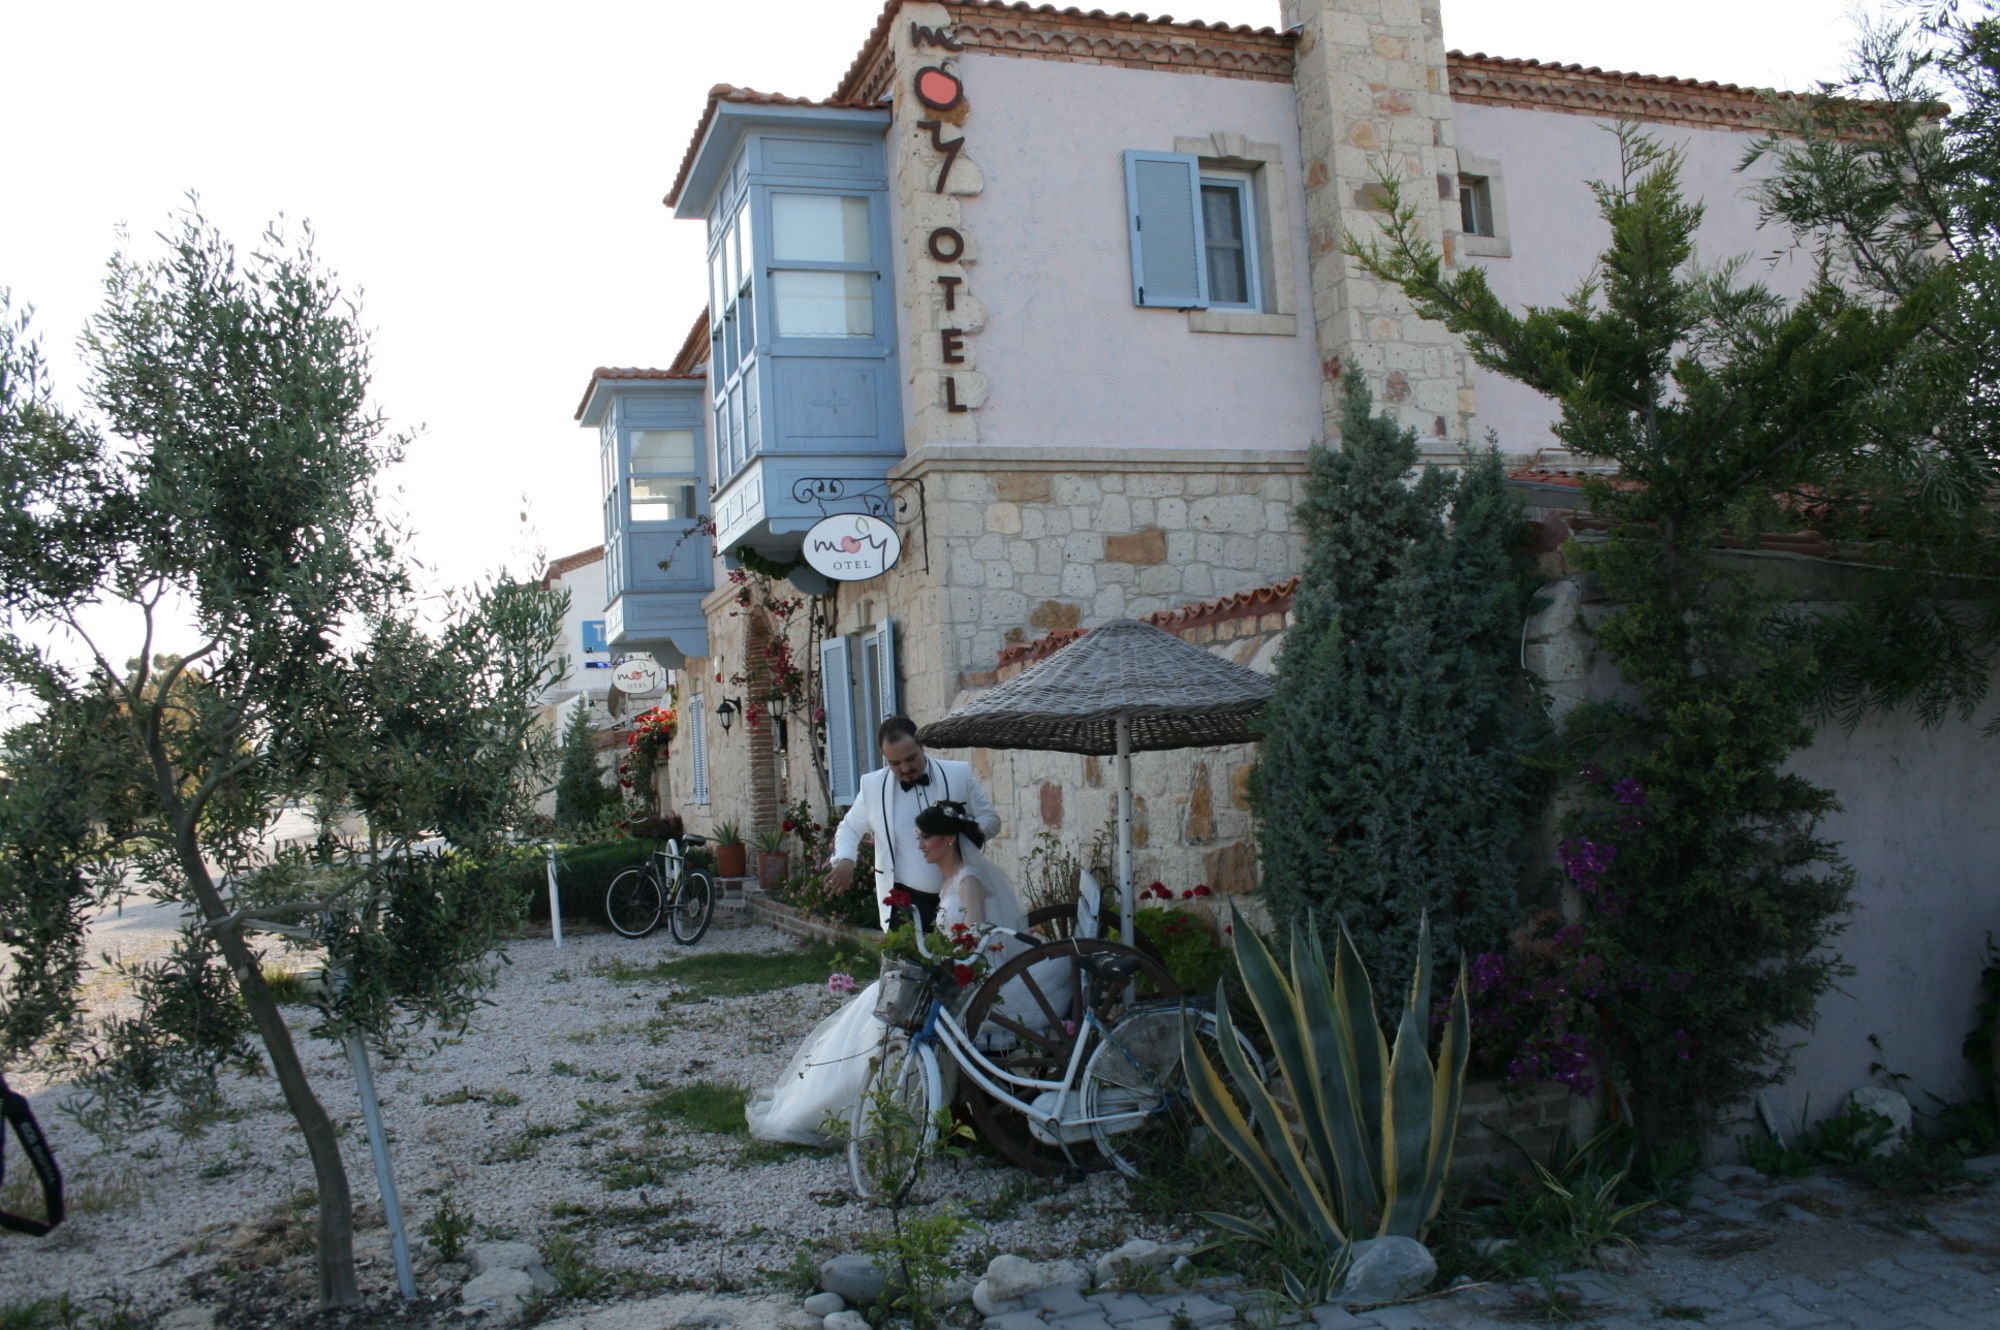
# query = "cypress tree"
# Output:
<box><xmin>1254</xmin><ymin>374</ymin><xmax>1544</xmax><ymax>986</ymax></box>
<box><xmin>553</xmin><ymin>704</ymin><xmax>617</xmax><ymax>832</ymax></box>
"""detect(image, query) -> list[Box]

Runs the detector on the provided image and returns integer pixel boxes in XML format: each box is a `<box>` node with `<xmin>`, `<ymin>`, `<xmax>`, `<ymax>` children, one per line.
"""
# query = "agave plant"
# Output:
<box><xmin>1183</xmin><ymin>909</ymin><xmax>1470</xmax><ymax>1255</ymax></box>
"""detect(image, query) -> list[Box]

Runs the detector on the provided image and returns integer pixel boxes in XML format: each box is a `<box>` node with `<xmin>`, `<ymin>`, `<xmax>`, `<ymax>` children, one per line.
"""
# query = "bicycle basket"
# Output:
<box><xmin>874</xmin><ymin>960</ymin><xmax>934</xmax><ymax>1031</ymax></box>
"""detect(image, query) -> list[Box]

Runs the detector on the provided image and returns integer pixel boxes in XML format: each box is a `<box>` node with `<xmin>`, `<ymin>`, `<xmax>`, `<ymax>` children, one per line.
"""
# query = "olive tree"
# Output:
<box><xmin>0</xmin><ymin>211</ymin><xmax>562</xmax><ymax>1305</ymax></box>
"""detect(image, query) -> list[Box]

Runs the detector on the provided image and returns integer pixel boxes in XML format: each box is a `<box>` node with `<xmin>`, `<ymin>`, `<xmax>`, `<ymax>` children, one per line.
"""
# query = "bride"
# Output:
<box><xmin>745</xmin><ymin>800</ymin><xmax>1031</xmax><ymax>1145</ymax></box>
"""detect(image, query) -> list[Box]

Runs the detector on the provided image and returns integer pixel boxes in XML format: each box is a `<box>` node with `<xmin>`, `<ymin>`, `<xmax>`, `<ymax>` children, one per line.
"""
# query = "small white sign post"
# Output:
<box><xmin>545</xmin><ymin>841</ymin><xmax>563</xmax><ymax>949</ymax></box>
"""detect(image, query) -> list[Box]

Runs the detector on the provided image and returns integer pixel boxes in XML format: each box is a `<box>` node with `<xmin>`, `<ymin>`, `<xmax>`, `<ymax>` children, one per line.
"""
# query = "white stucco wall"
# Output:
<box><xmin>1777</xmin><ymin>691</ymin><xmax>2000</xmax><ymax>1126</ymax></box>
<box><xmin>928</xmin><ymin>54</ymin><xmax>1323</xmax><ymax>451</ymax></box>
<box><xmin>1454</xmin><ymin>104</ymin><xmax>1824</xmax><ymax>459</ymax></box>
<box><xmin>541</xmin><ymin>551</ymin><xmax>612</xmax><ymax>711</ymax></box>
<box><xmin>1538</xmin><ymin>566</ymin><xmax>2000</xmax><ymax>1137</ymax></box>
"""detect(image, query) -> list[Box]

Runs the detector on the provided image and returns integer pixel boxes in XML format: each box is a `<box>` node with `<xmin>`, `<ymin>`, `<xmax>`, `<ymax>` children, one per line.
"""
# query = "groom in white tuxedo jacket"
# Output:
<box><xmin>828</xmin><ymin>715</ymin><xmax>1002</xmax><ymax>931</ymax></box>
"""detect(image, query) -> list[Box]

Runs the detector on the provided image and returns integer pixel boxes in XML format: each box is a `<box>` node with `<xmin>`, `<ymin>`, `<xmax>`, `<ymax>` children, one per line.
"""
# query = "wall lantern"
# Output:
<box><xmin>715</xmin><ymin>696</ymin><xmax>742</xmax><ymax>734</ymax></box>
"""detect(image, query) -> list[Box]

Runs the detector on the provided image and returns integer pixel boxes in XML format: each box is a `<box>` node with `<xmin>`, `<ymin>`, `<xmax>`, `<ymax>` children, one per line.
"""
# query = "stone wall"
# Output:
<box><xmin>1282</xmin><ymin>0</ymin><xmax>1477</xmax><ymax>448</ymax></box>
<box><xmin>890</xmin><ymin>445</ymin><xmax>1309</xmax><ymax>690</ymax></box>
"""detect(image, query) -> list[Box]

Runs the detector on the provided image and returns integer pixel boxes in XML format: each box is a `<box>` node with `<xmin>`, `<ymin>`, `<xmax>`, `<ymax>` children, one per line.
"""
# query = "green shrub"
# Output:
<box><xmin>479</xmin><ymin>839</ymin><xmax>652</xmax><ymax>922</ymax></box>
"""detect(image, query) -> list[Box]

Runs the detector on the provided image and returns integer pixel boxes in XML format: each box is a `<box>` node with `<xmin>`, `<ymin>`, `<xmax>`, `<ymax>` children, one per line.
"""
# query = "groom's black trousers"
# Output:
<box><xmin>886</xmin><ymin>884</ymin><xmax>942</xmax><ymax>935</ymax></box>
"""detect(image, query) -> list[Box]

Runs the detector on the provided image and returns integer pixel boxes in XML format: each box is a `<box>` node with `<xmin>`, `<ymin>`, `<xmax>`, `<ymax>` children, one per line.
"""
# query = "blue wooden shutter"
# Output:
<box><xmin>821</xmin><ymin>636</ymin><xmax>858</xmax><ymax>805</ymax></box>
<box><xmin>688</xmin><ymin>695</ymin><xmax>710</xmax><ymax>805</ymax></box>
<box><xmin>1125</xmin><ymin>150</ymin><xmax>1209</xmax><ymax>309</ymax></box>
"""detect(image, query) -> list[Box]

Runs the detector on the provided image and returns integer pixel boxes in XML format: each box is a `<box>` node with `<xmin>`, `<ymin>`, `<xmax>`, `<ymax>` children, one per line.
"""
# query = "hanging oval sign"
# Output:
<box><xmin>610</xmin><ymin>655</ymin><xmax>666</xmax><ymax>694</ymax></box>
<box><xmin>803</xmin><ymin>513</ymin><xmax>902</xmax><ymax>582</ymax></box>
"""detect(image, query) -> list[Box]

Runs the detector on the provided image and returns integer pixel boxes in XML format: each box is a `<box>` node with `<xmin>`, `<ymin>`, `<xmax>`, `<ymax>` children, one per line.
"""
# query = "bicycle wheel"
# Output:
<box><xmin>667</xmin><ymin>870</ymin><xmax>715</xmax><ymax>945</ymax></box>
<box><xmin>956</xmin><ymin>938</ymin><xmax>1180</xmax><ymax>1176</ymax></box>
<box><xmin>1081</xmin><ymin>1002</ymin><xmax>1261</xmax><ymax>1179</ymax></box>
<box><xmin>847</xmin><ymin>1033</ymin><xmax>943</xmax><ymax>1202</ymax></box>
<box><xmin>604</xmin><ymin>867</ymin><xmax>664</xmax><ymax>938</ymax></box>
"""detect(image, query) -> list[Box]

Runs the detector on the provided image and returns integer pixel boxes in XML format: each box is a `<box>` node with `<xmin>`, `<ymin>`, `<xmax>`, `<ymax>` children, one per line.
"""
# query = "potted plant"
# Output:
<box><xmin>753</xmin><ymin>825</ymin><xmax>789</xmax><ymax>892</ymax></box>
<box><xmin>712</xmin><ymin>819</ymin><xmax>747</xmax><ymax>877</ymax></box>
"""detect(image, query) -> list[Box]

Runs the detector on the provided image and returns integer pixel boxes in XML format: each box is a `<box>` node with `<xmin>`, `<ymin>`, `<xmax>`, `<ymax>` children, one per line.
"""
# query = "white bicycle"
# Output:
<box><xmin>846</xmin><ymin>919</ymin><xmax>1257</xmax><ymax>1198</ymax></box>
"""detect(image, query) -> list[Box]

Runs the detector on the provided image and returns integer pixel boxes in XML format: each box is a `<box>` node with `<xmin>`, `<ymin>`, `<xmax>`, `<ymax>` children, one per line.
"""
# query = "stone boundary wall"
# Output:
<box><xmin>1454</xmin><ymin>1081</ymin><xmax>1581</xmax><ymax>1179</ymax></box>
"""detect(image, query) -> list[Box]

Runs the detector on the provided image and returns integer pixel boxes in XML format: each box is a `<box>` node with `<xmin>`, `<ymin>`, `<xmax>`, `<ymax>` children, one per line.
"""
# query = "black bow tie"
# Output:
<box><xmin>899</xmin><ymin>773</ymin><xmax>930</xmax><ymax>792</ymax></box>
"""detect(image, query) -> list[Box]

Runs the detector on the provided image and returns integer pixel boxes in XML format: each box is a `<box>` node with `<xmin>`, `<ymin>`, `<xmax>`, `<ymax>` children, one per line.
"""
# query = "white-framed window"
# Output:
<box><xmin>626</xmin><ymin>428</ymin><xmax>699</xmax><ymax>524</ymax></box>
<box><xmin>1456</xmin><ymin>155</ymin><xmax>1512</xmax><ymax>259</ymax></box>
<box><xmin>1125</xmin><ymin>137</ymin><xmax>1297</xmax><ymax>335</ymax></box>
<box><xmin>818</xmin><ymin>618</ymin><xmax>897</xmax><ymax>808</ymax></box>
<box><xmin>1199</xmin><ymin>172</ymin><xmax>1261</xmax><ymax>311</ymax></box>
<box><xmin>687</xmin><ymin>693</ymin><xmax>710</xmax><ymax>806</ymax></box>
<box><xmin>769</xmin><ymin>190</ymin><xmax>876</xmax><ymax>340</ymax></box>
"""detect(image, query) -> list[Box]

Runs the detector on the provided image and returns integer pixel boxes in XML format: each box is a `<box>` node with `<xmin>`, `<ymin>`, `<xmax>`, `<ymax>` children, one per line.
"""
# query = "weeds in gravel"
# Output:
<box><xmin>550</xmin><ymin>1197</ymin><xmax>716</xmax><ymax>1245</ymax></box>
<box><xmin>584</xmin><ymin>1145</ymin><xmax>696</xmax><ymax>1190</ymax></box>
<box><xmin>592</xmin><ymin>942</ymin><xmax>845</xmax><ymax>999</ymax></box>
<box><xmin>736</xmin><ymin>1138</ymin><xmax>816</xmax><ymax>1167</ymax></box>
<box><xmin>549</xmin><ymin>1060</ymin><xmax>581</xmax><ymax>1076</ymax></box>
<box><xmin>420</xmin><ymin>1190</ymin><xmax>476</xmax><ymax>1262</ymax></box>
<box><xmin>1656</xmin><ymin>1304</ymin><xmax>1712</xmax><ymax>1321</ymax></box>
<box><xmin>643</xmin><ymin>1081</ymin><xmax>749</xmax><ymax>1134</ymax></box>
<box><xmin>0</xmin><ymin>1292</ymin><xmax>146</xmax><ymax>1330</ymax></box>
<box><xmin>1</xmin><ymin>1160</ymin><xmax>141</xmax><ymax>1219</ymax></box>
<box><xmin>964</xmin><ymin>1173</ymin><xmax>1057</xmax><ymax>1222</ymax></box>
<box><xmin>483</xmin><ymin>1119</ymin><xmax>566</xmax><ymax>1163</ymax></box>
<box><xmin>1505</xmin><ymin>1276</ymin><xmax>1590</xmax><ymax>1324</ymax></box>
<box><xmin>259</xmin><ymin>960</ymin><xmax>315</xmax><ymax>1006</ymax></box>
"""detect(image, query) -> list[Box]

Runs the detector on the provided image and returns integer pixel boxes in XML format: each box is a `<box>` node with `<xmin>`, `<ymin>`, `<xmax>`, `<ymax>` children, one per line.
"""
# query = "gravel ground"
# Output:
<box><xmin>1</xmin><ymin>907</ymin><xmax>1201</xmax><ymax>1324</ymax></box>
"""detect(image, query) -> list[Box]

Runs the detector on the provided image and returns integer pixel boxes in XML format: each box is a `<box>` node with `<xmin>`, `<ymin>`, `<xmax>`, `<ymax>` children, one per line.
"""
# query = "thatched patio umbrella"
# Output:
<box><xmin>920</xmin><ymin>618</ymin><xmax>1274</xmax><ymax>944</ymax></box>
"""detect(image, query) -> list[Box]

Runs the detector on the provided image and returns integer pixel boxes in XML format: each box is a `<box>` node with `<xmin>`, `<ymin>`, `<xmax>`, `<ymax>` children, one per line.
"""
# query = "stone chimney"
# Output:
<box><xmin>1281</xmin><ymin>0</ymin><xmax>1475</xmax><ymax>450</ymax></box>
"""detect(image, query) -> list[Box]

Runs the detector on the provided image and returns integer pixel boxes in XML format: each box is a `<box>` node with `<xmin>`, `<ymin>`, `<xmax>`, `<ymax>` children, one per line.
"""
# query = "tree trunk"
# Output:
<box><xmin>178</xmin><ymin>836</ymin><xmax>360</xmax><ymax>1307</ymax></box>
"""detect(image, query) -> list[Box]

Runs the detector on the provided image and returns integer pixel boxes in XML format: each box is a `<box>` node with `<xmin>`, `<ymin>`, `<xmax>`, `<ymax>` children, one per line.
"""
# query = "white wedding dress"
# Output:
<box><xmin>745</xmin><ymin>860</ymin><xmax>1032</xmax><ymax>1146</ymax></box>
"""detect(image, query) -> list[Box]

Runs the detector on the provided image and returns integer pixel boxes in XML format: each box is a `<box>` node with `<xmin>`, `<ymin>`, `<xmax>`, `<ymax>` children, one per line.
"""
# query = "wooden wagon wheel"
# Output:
<box><xmin>955</xmin><ymin>937</ymin><xmax>1181</xmax><ymax>1176</ymax></box>
<box><xmin>1022</xmin><ymin>904</ymin><xmax>1168</xmax><ymax>968</ymax></box>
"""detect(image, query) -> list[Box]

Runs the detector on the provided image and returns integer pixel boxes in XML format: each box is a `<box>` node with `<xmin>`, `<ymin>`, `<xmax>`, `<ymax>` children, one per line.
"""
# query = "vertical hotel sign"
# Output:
<box><xmin>912</xmin><ymin>23</ymin><xmax>977</xmax><ymax>414</ymax></box>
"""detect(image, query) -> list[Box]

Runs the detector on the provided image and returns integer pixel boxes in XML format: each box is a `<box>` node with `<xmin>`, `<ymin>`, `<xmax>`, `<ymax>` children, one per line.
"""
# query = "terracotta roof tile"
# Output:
<box><xmin>665</xmin><ymin>85</ymin><xmax>889</xmax><ymax>211</ymax></box>
<box><xmin>993</xmin><ymin>576</ymin><xmax>1299</xmax><ymax>669</ymax></box>
<box><xmin>670</xmin><ymin>310</ymin><xmax>710</xmax><ymax>375</ymax></box>
<box><xmin>832</xmin><ymin>0</ymin><xmax>1291</xmax><ymax>102</ymax></box>
<box><xmin>541</xmin><ymin>545</ymin><xmax>605</xmax><ymax>587</ymax></box>
<box><xmin>572</xmin><ymin>366</ymin><xmax>703</xmax><ymax>421</ymax></box>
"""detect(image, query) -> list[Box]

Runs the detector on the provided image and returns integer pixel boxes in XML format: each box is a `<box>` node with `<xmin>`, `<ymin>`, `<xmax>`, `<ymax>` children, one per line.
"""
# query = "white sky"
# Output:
<box><xmin>0</xmin><ymin>0</ymin><xmax>1886</xmax><ymax>598</ymax></box>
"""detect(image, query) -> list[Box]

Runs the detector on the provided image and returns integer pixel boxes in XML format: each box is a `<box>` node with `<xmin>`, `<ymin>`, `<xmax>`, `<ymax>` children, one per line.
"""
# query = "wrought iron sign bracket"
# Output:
<box><xmin>788</xmin><ymin>476</ymin><xmax>930</xmax><ymax>574</ymax></box>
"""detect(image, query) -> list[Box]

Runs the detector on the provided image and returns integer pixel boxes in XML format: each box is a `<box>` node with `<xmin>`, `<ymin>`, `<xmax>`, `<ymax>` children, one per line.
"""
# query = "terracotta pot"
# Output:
<box><xmin>715</xmin><ymin>843</ymin><xmax>748</xmax><ymax>878</ymax></box>
<box><xmin>757</xmin><ymin>851</ymin><xmax>789</xmax><ymax>892</ymax></box>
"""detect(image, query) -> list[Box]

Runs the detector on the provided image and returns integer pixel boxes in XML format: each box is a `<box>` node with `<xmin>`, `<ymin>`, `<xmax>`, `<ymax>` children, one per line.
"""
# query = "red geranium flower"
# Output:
<box><xmin>952</xmin><ymin>963</ymin><xmax>976</xmax><ymax>986</ymax></box>
<box><xmin>1192</xmin><ymin>884</ymin><xmax>1212</xmax><ymax>897</ymax></box>
<box><xmin>884</xmin><ymin>888</ymin><xmax>914</xmax><ymax>908</ymax></box>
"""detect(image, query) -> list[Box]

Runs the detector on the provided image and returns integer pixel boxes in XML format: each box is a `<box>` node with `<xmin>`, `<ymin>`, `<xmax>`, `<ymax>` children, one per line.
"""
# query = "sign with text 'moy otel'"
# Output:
<box><xmin>802</xmin><ymin>513</ymin><xmax>902</xmax><ymax>582</ymax></box>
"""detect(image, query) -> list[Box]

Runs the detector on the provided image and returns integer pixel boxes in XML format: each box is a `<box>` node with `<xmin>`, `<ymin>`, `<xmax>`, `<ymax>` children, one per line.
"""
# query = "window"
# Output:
<box><xmin>1456</xmin><ymin>155</ymin><xmax>1512</xmax><ymax>259</ymax></box>
<box><xmin>1200</xmin><ymin>174</ymin><xmax>1260</xmax><ymax>310</ymax></box>
<box><xmin>1126</xmin><ymin>139</ymin><xmax>1297</xmax><ymax>335</ymax></box>
<box><xmin>626</xmin><ymin>429</ymin><xmax>698</xmax><ymax>523</ymax></box>
<box><xmin>709</xmin><ymin>197</ymin><xmax>759</xmax><ymax>479</ymax></box>
<box><xmin>770</xmin><ymin>191</ymin><xmax>875</xmax><ymax>339</ymax></box>
<box><xmin>818</xmin><ymin>618</ymin><xmax>897</xmax><ymax>807</ymax></box>
<box><xmin>1460</xmin><ymin>175</ymin><xmax>1495</xmax><ymax>237</ymax></box>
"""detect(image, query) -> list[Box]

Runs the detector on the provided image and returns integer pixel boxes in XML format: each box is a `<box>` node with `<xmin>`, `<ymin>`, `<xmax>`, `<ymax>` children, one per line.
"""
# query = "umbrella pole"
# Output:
<box><xmin>1116</xmin><ymin>715</ymin><xmax>1134</xmax><ymax>947</ymax></box>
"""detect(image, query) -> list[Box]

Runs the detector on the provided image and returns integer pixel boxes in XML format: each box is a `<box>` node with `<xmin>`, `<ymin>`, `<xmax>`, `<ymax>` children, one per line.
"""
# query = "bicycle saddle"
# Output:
<box><xmin>1076</xmin><ymin>950</ymin><xmax>1145</xmax><ymax>984</ymax></box>
<box><xmin>680</xmin><ymin>833</ymin><xmax>708</xmax><ymax>846</ymax></box>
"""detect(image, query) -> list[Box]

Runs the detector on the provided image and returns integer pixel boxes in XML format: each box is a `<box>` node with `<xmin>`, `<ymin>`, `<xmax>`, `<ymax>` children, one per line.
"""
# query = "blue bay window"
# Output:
<box><xmin>674</xmin><ymin>100</ymin><xmax>901</xmax><ymax>564</ymax></box>
<box><xmin>578</xmin><ymin>373</ymin><xmax>712</xmax><ymax>667</ymax></box>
